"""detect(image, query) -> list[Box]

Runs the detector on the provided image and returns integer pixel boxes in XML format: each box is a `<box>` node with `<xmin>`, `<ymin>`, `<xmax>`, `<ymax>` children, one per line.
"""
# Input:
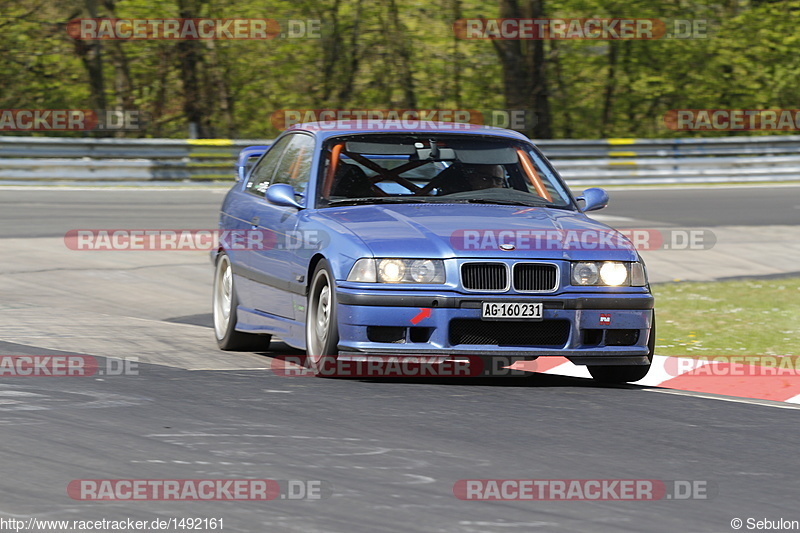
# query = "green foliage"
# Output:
<box><xmin>1</xmin><ymin>0</ymin><xmax>799</xmax><ymax>138</ymax></box>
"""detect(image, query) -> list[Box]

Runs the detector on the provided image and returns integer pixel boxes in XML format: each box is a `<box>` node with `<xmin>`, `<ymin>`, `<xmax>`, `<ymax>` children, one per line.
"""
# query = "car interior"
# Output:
<box><xmin>317</xmin><ymin>135</ymin><xmax>572</xmax><ymax>208</ymax></box>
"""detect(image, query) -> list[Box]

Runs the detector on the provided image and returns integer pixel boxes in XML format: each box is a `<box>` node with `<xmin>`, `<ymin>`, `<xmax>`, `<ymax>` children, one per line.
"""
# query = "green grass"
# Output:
<box><xmin>652</xmin><ymin>277</ymin><xmax>800</xmax><ymax>357</ymax></box>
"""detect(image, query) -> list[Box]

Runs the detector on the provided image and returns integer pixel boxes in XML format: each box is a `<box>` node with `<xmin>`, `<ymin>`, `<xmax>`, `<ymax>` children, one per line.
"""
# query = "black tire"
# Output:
<box><xmin>587</xmin><ymin>317</ymin><xmax>655</xmax><ymax>384</ymax></box>
<box><xmin>305</xmin><ymin>259</ymin><xmax>339</xmax><ymax>374</ymax></box>
<box><xmin>213</xmin><ymin>252</ymin><xmax>271</xmax><ymax>351</ymax></box>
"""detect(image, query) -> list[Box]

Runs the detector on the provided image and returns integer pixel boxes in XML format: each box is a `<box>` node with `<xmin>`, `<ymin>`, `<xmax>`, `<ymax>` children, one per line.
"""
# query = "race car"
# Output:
<box><xmin>212</xmin><ymin>121</ymin><xmax>654</xmax><ymax>382</ymax></box>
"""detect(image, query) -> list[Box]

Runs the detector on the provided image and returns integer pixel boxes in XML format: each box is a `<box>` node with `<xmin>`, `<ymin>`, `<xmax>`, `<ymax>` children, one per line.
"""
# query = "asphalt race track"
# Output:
<box><xmin>0</xmin><ymin>185</ymin><xmax>799</xmax><ymax>532</ymax></box>
<box><xmin>1</xmin><ymin>185</ymin><xmax>799</xmax><ymax>238</ymax></box>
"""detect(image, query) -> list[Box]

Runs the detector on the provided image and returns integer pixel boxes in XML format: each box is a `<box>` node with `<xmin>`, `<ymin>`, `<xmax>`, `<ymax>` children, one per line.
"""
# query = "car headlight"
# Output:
<box><xmin>571</xmin><ymin>261</ymin><xmax>647</xmax><ymax>287</ymax></box>
<box><xmin>378</xmin><ymin>259</ymin><xmax>406</xmax><ymax>283</ymax></box>
<box><xmin>408</xmin><ymin>259</ymin><xmax>439</xmax><ymax>283</ymax></box>
<box><xmin>572</xmin><ymin>262</ymin><xmax>600</xmax><ymax>285</ymax></box>
<box><xmin>347</xmin><ymin>258</ymin><xmax>445</xmax><ymax>284</ymax></box>
<box><xmin>600</xmin><ymin>262</ymin><xmax>628</xmax><ymax>286</ymax></box>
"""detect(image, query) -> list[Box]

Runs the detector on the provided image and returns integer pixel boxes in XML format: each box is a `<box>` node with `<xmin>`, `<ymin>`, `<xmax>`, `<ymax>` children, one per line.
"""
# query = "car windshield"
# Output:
<box><xmin>317</xmin><ymin>134</ymin><xmax>574</xmax><ymax>209</ymax></box>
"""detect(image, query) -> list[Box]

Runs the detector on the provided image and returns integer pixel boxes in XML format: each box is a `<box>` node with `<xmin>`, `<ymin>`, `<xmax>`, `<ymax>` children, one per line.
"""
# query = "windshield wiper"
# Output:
<box><xmin>451</xmin><ymin>198</ymin><xmax>549</xmax><ymax>207</ymax></box>
<box><xmin>450</xmin><ymin>198</ymin><xmax>574</xmax><ymax>210</ymax></box>
<box><xmin>327</xmin><ymin>197</ymin><xmax>431</xmax><ymax>207</ymax></box>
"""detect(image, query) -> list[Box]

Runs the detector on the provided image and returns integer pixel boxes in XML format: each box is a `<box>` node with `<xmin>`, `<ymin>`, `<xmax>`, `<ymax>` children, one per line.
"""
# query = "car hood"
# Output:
<box><xmin>318</xmin><ymin>203</ymin><xmax>638</xmax><ymax>261</ymax></box>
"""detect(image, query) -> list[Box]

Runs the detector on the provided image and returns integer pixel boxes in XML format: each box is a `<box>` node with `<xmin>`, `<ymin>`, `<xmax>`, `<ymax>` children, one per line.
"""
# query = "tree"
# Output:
<box><xmin>492</xmin><ymin>0</ymin><xmax>552</xmax><ymax>138</ymax></box>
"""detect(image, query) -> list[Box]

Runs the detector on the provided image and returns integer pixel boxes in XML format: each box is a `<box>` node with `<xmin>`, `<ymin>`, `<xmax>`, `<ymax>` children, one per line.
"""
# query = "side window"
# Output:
<box><xmin>271</xmin><ymin>134</ymin><xmax>315</xmax><ymax>194</ymax></box>
<box><xmin>246</xmin><ymin>135</ymin><xmax>293</xmax><ymax>195</ymax></box>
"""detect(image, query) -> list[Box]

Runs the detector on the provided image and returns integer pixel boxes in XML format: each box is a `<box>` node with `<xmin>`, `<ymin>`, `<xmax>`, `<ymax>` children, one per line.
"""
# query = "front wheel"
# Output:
<box><xmin>305</xmin><ymin>260</ymin><xmax>339</xmax><ymax>374</ymax></box>
<box><xmin>587</xmin><ymin>318</ymin><xmax>655</xmax><ymax>384</ymax></box>
<box><xmin>213</xmin><ymin>252</ymin><xmax>270</xmax><ymax>351</ymax></box>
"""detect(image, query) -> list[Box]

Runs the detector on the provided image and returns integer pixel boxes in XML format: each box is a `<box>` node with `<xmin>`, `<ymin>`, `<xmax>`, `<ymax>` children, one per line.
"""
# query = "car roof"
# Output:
<box><xmin>285</xmin><ymin>121</ymin><xmax>532</xmax><ymax>143</ymax></box>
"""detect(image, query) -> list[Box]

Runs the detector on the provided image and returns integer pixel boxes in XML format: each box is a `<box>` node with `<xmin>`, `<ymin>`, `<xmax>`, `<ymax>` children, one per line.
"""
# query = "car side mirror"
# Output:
<box><xmin>577</xmin><ymin>187</ymin><xmax>609</xmax><ymax>212</ymax></box>
<box><xmin>265</xmin><ymin>183</ymin><xmax>304</xmax><ymax>209</ymax></box>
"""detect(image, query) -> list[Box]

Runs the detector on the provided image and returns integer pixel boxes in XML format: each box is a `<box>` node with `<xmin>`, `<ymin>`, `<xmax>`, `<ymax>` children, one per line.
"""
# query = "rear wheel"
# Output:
<box><xmin>213</xmin><ymin>252</ymin><xmax>271</xmax><ymax>351</ymax></box>
<box><xmin>587</xmin><ymin>318</ymin><xmax>655</xmax><ymax>384</ymax></box>
<box><xmin>305</xmin><ymin>260</ymin><xmax>339</xmax><ymax>374</ymax></box>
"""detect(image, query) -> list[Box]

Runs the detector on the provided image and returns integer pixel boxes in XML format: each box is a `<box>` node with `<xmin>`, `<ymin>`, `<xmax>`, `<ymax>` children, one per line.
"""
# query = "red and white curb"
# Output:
<box><xmin>517</xmin><ymin>355</ymin><xmax>800</xmax><ymax>405</ymax></box>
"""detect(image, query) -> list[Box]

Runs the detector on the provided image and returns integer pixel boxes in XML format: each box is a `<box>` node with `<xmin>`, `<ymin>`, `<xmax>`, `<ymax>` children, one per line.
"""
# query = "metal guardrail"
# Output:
<box><xmin>0</xmin><ymin>138</ymin><xmax>259</xmax><ymax>181</ymax></box>
<box><xmin>2</xmin><ymin>135</ymin><xmax>800</xmax><ymax>184</ymax></box>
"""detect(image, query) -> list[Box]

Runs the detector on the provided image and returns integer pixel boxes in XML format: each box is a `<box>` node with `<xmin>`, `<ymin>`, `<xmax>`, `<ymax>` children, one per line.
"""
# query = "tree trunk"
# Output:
<box><xmin>336</xmin><ymin>0</ymin><xmax>363</xmax><ymax>107</ymax></box>
<box><xmin>492</xmin><ymin>0</ymin><xmax>551</xmax><ymax>138</ymax></box>
<box><xmin>176</xmin><ymin>0</ymin><xmax>208</xmax><ymax>138</ymax></box>
<box><xmin>451</xmin><ymin>0</ymin><xmax>463</xmax><ymax>108</ymax></box>
<box><xmin>600</xmin><ymin>41</ymin><xmax>618</xmax><ymax>138</ymax></box>
<box><xmin>205</xmin><ymin>39</ymin><xmax>235</xmax><ymax>138</ymax></box>
<box><xmin>72</xmin><ymin>0</ymin><xmax>106</xmax><ymax>133</ymax></box>
<box><xmin>550</xmin><ymin>40</ymin><xmax>572</xmax><ymax>138</ymax></box>
<box><xmin>529</xmin><ymin>0</ymin><xmax>551</xmax><ymax>138</ymax></box>
<box><xmin>388</xmin><ymin>0</ymin><xmax>416</xmax><ymax>108</ymax></box>
<box><xmin>102</xmin><ymin>1</ymin><xmax>135</xmax><ymax>136</ymax></box>
<box><xmin>319</xmin><ymin>0</ymin><xmax>342</xmax><ymax>105</ymax></box>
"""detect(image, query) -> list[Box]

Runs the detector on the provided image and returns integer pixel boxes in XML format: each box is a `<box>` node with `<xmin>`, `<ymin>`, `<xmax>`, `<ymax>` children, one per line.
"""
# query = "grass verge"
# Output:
<box><xmin>652</xmin><ymin>277</ymin><xmax>800</xmax><ymax>357</ymax></box>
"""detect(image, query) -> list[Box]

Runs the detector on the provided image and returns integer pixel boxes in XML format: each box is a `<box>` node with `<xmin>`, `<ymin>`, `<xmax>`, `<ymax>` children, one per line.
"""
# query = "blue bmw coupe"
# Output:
<box><xmin>212</xmin><ymin>122</ymin><xmax>654</xmax><ymax>382</ymax></box>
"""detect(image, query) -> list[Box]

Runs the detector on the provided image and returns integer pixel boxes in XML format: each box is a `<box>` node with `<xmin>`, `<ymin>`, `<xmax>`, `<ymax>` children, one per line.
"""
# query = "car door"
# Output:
<box><xmin>231</xmin><ymin>134</ymin><xmax>295</xmax><ymax>316</ymax></box>
<box><xmin>237</xmin><ymin>133</ymin><xmax>316</xmax><ymax>320</ymax></box>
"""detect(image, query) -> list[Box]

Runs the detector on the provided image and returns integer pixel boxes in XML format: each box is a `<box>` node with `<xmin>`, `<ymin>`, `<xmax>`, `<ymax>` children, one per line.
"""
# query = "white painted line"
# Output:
<box><xmin>4</xmin><ymin>183</ymin><xmax>799</xmax><ymax>192</ymax></box>
<box><xmin>644</xmin><ymin>387</ymin><xmax>800</xmax><ymax>410</ymax></box>
<box><xmin>188</xmin><ymin>367</ymin><xmax>270</xmax><ymax>371</ymax></box>
<box><xmin>594</xmin><ymin>183</ymin><xmax>800</xmax><ymax>191</ymax></box>
<box><xmin>398</xmin><ymin>474</ymin><xmax>436</xmax><ymax>485</ymax></box>
<box><xmin>587</xmin><ymin>214</ymin><xmax>638</xmax><ymax>223</ymax></box>
<box><xmin>542</xmin><ymin>361</ymin><xmax>591</xmax><ymax>379</ymax></box>
<box><xmin>633</xmin><ymin>355</ymin><xmax>711</xmax><ymax>387</ymax></box>
<box><xmin>0</xmin><ymin>185</ymin><xmax>229</xmax><ymax>191</ymax></box>
<box><xmin>784</xmin><ymin>393</ymin><xmax>800</xmax><ymax>404</ymax></box>
<box><xmin>540</xmin><ymin>355</ymin><xmax>800</xmax><ymax>410</ymax></box>
<box><xmin>459</xmin><ymin>521</ymin><xmax>558</xmax><ymax>529</ymax></box>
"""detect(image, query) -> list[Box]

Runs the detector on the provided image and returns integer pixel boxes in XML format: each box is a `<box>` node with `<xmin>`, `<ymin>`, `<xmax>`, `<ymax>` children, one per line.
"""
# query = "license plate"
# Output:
<box><xmin>481</xmin><ymin>302</ymin><xmax>543</xmax><ymax>320</ymax></box>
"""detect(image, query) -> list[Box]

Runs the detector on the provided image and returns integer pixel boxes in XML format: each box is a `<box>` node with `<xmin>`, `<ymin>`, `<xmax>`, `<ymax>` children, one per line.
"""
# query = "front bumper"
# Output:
<box><xmin>336</xmin><ymin>288</ymin><xmax>654</xmax><ymax>366</ymax></box>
